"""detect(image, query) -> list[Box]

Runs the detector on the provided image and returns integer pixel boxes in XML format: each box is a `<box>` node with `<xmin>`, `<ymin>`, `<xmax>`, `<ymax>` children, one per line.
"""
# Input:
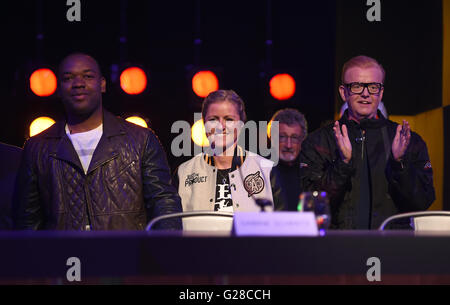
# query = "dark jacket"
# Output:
<box><xmin>13</xmin><ymin>109</ymin><xmax>182</xmax><ymax>230</ymax></box>
<box><xmin>0</xmin><ymin>143</ymin><xmax>22</xmax><ymax>230</ymax></box>
<box><xmin>299</xmin><ymin>111</ymin><xmax>435</xmax><ymax>229</ymax></box>
<box><xmin>275</xmin><ymin>158</ymin><xmax>302</xmax><ymax>211</ymax></box>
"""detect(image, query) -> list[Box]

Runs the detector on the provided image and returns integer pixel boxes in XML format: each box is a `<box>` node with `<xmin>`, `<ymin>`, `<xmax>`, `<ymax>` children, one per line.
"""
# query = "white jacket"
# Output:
<box><xmin>177</xmin><ymin>149</ymin><xmax>276</xmax><ymax>212</ymax></box>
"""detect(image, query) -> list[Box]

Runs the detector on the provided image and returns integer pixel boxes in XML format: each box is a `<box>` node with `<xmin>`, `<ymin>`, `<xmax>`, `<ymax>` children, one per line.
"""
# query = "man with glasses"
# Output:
<box><xmin>269</xmin><ymin>108</ymin><xmax>308</xmax><ymax>211</ymax></box>
<box><xmin>300</xmin><ymin>55</ymin><xmax>435</xmax><ymax>229</ymax></box>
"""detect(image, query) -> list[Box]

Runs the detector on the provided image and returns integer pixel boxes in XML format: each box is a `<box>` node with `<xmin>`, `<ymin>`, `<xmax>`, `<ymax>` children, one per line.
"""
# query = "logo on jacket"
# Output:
<box><xmin>424</xmin><ymin>161</ymin><xmax>432</xmax><ymax>170</ymax></box>
<box><xmin>300</xmin><ymin>163</ymin><xmax>309</xmax><ymax>168</ymax></box>
<box><xmin>185</xmin><ymin>173</ymin><xmax>207</xmax><ymax>187</ymax></box>
<box><xmin>243</xmin><ymin>171</ymin><xmax>265</xmax><ymax>197</ymax></box>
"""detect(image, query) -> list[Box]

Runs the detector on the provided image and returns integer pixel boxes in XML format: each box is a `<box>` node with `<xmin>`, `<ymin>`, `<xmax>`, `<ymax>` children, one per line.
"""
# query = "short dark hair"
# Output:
<box><xmin>270</xmin><ymin>108</ymin><xmax>308</xmax><ymax>140</ymax></box>
<box><xmin>201</xmin><ymin>90</ymin><xmax>247</xmax><ymax>122</ymax></box>
<box><xmin>57</xmin><ymin>52</ymin><xmax>103</xmax><ymax>79</ymax></box>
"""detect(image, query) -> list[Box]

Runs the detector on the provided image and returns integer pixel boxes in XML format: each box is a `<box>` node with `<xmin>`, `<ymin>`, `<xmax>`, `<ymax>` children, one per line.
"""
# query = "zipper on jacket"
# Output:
<box><xmin>83</xmin><ymin>180</ymin><xmax>93</xmax><ymax>230</ymax></box>
<box><xmin>87</xmin><ymin>154</ymin><xmax>119</xmax><ymax>175</ymax></box>
<box><xmin>360</xmin><ymin>129</ymin><xmax>366</xmax><ymax>160</ymax></box>
<box><xmin>83</xmin><ymin>154</ymin><xmax>119</xmax><ymax>230</ymax></box>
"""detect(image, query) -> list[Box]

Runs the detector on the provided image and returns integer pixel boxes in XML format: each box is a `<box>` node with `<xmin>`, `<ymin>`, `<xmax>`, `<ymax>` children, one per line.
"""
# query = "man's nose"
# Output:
<box><xmin>285</xmin><ymin>137</ymin><xmax>293</xmax><ymax>147</ymax></box>
<box><xmin>361</xmin><ymin>86</ymin><xmax>370</xmax><ymax>98</ymax></box>
<box><xmin>72</xmin><ymin>76</ymin><xmax>86</xmax><ymax>88</ymax></box>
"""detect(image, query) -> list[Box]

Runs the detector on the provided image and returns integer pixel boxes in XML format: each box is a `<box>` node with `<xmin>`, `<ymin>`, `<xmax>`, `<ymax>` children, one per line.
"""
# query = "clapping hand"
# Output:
<box><xmin>392</xmin><ymin>120</ymin><xmax>411</xmax><ymax>162</ymax></box>
<box><xmin>333</xmin><ymin>121</ymin><xmax>352</xmax><ymax>164</ymax></box>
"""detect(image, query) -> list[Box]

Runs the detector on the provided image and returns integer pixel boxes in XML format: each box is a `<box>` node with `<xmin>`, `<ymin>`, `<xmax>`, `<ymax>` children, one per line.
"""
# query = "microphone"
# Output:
<box><xmin>355</xmin><ymin>136</ymin><xmax>365</xmax><ymax>144</ymax></box>
<box><xmin>255</xmin><ymin>199</ymin><xmax>272</xmax><ymax>212</ymax></box>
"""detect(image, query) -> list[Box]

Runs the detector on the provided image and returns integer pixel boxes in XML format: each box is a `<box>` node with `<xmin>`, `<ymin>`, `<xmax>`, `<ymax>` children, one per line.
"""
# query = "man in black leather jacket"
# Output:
<box><xmin>300</xmin><ymin>56</ymin><xmax>435</xmax><ymax>229</ymax></box>
<box><xmin>13</xmin><ymin>53</ymin><xmax>182</xmax><ymax>230</ymax></box>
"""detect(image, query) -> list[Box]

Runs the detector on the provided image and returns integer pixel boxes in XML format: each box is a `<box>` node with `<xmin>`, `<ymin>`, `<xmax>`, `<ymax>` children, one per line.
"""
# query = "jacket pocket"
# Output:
<box><xmin>109</xmin><ymin>160</ymin><xmax>137</xmax><ymax>182</ymax></box>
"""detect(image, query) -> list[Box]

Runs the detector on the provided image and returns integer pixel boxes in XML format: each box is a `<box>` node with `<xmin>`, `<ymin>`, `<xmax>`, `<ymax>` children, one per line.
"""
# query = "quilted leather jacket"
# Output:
<box><xmin>13</xmin><ymin>109</ymin><xmax>182</xmax><ymax>230</ymax></box>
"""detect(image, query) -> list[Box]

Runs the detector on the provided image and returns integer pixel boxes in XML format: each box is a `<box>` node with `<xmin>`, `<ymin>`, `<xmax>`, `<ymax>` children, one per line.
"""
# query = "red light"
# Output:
<box><xmin>29</xmin><ymin>69</ymin><xmax>57</xmax><ymax>97</ymax></box>
<box><xmin>269</xmin><ymin>73</ymin><xmax>296</xmax><ymax>100</ymax></box>
<box><xmin>120</xmin><ymin>67</ymin><xmax>147</xmax><ymax>95</ymax></box>
<box><xmin>192</xmin><ymin>71</ymin><xmax>219</xmax><ymax>98</ymax></box>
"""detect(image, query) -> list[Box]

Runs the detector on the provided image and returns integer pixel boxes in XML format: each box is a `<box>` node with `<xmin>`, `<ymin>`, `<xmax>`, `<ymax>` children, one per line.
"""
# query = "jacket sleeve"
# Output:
<box><xmin>386</xmin><ymin>132</ymin><xmax>435</xmax><ymax>211</ymax></box>
<box><xmin>142</xmin><ymin>130</ymin><xmax>183</xmax><ymax>230</ymax></box>
<box><xmin>13</xmin><ymin>140</ymin><xmax>44</xmax><ymax>230</ymax></box>
<box><xmin>171</xmin><ymin>165</ymin><xmax>180</xmax><ymax>191</ymax></box>
<box><xmin>270</xmin><ymin>166</ymin><xmax>286</xmax><ymax>211</ymax></box>
<box><xmin>299</xmin><ymin>130</ymin><xmax>355</xmax><ymax>203</ymax></box>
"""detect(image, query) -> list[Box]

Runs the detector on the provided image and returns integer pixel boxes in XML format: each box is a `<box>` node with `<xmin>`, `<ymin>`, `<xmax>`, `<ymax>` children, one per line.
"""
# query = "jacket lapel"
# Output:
<box><xmin>86</xmin><ymin>110</ymin><xmax>124</xmax><ymax>174</ymax></box>
<box><xmin>45</xmin><ymin>109</ymin><xmax>125</xmax><ymax>175</ymax></box>
<box><xmin>45</xmin><ymin>121</ymin><xmax>84</xmax><ymax>172</ymax></box>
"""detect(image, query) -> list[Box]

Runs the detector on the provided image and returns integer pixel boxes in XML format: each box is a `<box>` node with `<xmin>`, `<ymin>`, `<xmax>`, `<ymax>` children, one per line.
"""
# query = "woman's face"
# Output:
<box><xmin>204</xmin><ymin>100</ymin><xmax>242</xmax><ymax>154</ymax></box>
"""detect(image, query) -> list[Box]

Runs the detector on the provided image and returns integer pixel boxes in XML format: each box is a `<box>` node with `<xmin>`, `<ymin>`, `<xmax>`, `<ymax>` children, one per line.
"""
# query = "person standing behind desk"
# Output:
<box><xmin>269</xmin><ymin>108</ymin><xmax>308</xmax><ymax>211</ymax></box>
<box><xmin>300</xmin><ymin>55</ymin><xmax>435</xmax><ymax>229</ymax></box>
<box><xmin>174</xmin><ymin>89</ymin><xmax>285</xmax><ymax>212</ymax></box>
<box><xmin>13</xmin><ymin>52</ymin><xmax>182</xmax><ymax>230</ymax></box>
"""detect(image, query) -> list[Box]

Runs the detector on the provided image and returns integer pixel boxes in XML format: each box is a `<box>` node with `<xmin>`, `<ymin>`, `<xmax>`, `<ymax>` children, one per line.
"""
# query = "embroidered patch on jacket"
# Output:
<box><xmin>185</xmin><ymin>173</ymin><xmax>207</xmax><ymax>187</ymax></box>
<box><xmin>424</xmin><ymin>161</ymin><xmax>432</xmax><ymax>170</ymax></box>
<box><xmin>243</xmin><ymin>171</ymin><xmax>265</xmax><ymax>197</ymax></box>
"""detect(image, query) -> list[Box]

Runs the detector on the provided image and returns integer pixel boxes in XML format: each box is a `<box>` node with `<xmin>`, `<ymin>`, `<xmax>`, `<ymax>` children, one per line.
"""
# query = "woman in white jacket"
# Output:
<box><xmin>174</xmin><ymin>90</ymin><xmax>284</xmax><ymax>213</ymax></box>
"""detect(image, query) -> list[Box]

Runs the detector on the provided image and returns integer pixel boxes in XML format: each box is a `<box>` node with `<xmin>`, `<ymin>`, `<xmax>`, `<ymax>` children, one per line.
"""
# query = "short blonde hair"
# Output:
<box><xmin>341</xmin><ymin>55</ymin><xmax>385</xmax><ymax>84</ymax></box>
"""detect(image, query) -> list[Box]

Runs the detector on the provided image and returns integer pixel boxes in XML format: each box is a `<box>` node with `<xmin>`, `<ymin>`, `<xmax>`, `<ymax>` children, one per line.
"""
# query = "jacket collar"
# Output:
<box><xmin>203</xmin><ymin>145</ymin><xmax>246</xmax><ymax>171</ymax></box>
<box><xmin>44</xmin><ymin>109</ymin><xmax>126</xmax><ymax>139</ymax></box>
<box><xmin>340</xmin><ymin>109</ymin><xmax>387</xmax><ymax>130</ymax></box>
<box><xmin>46</xmin><ymin>108</ymin><xmax>125</xmax><ymax>174</ymax></box>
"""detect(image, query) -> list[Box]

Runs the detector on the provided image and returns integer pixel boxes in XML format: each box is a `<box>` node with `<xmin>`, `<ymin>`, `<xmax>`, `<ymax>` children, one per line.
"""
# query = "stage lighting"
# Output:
<box><xmin>125</xmin><ymin>116</ymin><xmax>148</xmax><ymax>128</ymax></box>
<box><xmin>29</xmin><ymin>69</ymin><xmax>57</xmax><ymax>97</ymax></box>
<box><xmin>30</xmin><ymin>117</ymin><xmax>55</xmax><ymax>137</ymax></box>
<box><xmin>191</xmin><ymin>119</ymin><xmax>210</xmax><ymax>147</ymax></box>
<box><xmin>192</xmin><ymin>70</ymin><xmax>219</xmax><ymax>98</ymax></box>
<box><xmin>120</xmin><ymin>67</ymin><xmax>147</xmax><ymax>95</ymax></box>
<box><xmin>269</xmin><ymin>73</ymin><xmax>296</xmax><ymax>100</ymax></box>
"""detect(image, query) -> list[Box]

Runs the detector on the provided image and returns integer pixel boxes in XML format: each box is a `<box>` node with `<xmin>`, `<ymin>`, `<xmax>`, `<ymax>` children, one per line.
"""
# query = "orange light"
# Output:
<box><xmin>120</xmin><ymin>67</ymin><xmax>147</xmax><ymax>95</ymax></box>
<box><xmin>30</xmin><ymin>117</ymin><xmax>55</xmax><ymax>137</ymax></box>
<box><xmin>126</xmin><ymin>116</ymin><xmax>148</xmax><ymax>128</ymax></box>
<box><xmin>191</xmin><ymin>119</ymin><xmax>210</xmax><ymax>147</ymax></box>
<box><xmin>192</xmin><ymin>71</ymin><xmax>219</xmax><ymax>98</ymax></box>
<box><xmin>29</xmin><ymin>69</ymin><xmax>57</xmax><ymax>97</ymax></box>
<box><xmin>269</xmin><ymin>73</ymin><xmax>296</xmax><ymax>100</ymax></box>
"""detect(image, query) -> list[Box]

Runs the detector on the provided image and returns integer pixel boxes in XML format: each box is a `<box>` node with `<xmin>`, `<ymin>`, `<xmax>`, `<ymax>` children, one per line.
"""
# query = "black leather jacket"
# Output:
<box><xmin>13</xmin><ymin>109</ymin><xmax>182</xmax><ymax>230</ymax></box>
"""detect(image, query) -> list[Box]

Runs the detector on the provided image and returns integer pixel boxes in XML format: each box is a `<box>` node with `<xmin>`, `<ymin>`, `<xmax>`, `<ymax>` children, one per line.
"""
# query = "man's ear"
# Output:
<box><xmin>338</xmin><ymin>85</ymin><xmax>347</xmax><ymax>102</ymax></box>
<box><xmin>101</xmin><ymin>77</ymin><xmax>106</xmax><ymax>93</ymax></box>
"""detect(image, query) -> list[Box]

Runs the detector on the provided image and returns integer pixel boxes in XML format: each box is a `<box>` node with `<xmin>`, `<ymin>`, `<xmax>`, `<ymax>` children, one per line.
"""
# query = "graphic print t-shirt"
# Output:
<box><xmin>214</xmin><ymin>169</ymin><xmax>233</xmax><ymax>212</ymax></box>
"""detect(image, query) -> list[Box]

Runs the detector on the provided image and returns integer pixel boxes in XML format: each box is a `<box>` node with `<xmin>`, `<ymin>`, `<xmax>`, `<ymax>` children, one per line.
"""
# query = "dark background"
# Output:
<box><xmin>0</xmin><ymin>0</ymin><xmax>443</xmax><ymax>171</ymax></box>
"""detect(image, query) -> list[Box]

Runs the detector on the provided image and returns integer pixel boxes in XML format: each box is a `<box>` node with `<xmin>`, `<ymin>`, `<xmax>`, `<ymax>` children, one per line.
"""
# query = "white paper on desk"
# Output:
<box><xmin>232</xmin><ymin>211</ymin><xmax>319</xmax><ymax>236</ymax></box>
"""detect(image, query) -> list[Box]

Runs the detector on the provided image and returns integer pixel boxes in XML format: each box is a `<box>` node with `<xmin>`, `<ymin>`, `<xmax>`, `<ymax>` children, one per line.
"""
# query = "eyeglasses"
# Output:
<box><xmin>279</xmin><ymin>135</ymin><xmax>302</xmax><ymax>144</ymax></box>
<box><xmin>344</xmin><ymin>82</ymin><xmax>384</xmax><ymax>95</ymax></box>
